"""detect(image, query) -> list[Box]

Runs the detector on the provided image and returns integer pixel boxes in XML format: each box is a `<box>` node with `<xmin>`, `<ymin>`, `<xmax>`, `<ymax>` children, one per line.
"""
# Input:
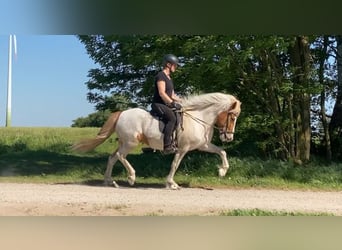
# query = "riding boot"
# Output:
<box><xmin>163</xmin><ymin>136</ymin><xmax>177</xmax><ymax>154</ymax></box>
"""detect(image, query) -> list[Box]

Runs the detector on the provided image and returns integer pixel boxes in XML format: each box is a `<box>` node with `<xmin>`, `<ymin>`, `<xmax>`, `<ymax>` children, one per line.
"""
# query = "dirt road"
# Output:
<box><xmin>0</xmin><ymin>182</ymin><xmax>341</xmax><ymax>215</ymax></box>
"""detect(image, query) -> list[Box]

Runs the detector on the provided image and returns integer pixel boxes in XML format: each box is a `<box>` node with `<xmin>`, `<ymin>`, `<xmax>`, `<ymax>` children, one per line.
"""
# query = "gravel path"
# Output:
<box><xmin>0</xmin><ymin>183</ymin><xmax>341</xmax><ymax>215</ymax></box>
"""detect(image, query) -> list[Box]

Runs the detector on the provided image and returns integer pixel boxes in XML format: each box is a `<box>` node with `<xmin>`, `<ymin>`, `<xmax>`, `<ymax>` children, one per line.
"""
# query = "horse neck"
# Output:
<box><xmin>187</xmin><ymin>105</ymin><xmax>222</xmax><ymax>125</ymax></box>
<box><xmin>183</xmin><ymin>93</ymin><xmax>237</xmax><ymax>124</ymax></box>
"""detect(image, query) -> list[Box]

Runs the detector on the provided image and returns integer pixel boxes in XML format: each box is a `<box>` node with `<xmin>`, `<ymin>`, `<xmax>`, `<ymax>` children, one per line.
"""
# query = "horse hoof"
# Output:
<box><xmin>127</xmin><ymin>176</ymin><xmax>135</xmax><ymax>186</ymax></box>
<box><xmin>218</xmin><ymin>167</ymin><xmax>228</xmax><ymax>177</ymax></box>
<box><xmin>104</xmin><ymin>179</ymin><xmax>113</xmax><ymax>186</ymax></box>
<box><xmin>113</xmin><ymin>181</ymin><xmax>120</xmax><ymax>188</ymax></box>
<box><xmin>166</xmin><ymin>183</ymin><xmax>181</xmax><ymax>190</ymax></box>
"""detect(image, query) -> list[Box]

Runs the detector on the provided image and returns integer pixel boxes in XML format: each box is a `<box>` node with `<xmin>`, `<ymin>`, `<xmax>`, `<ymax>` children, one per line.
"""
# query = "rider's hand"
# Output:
<box><xmin>169</xmin><ymin>101</ymin><xmax>182</xmax><ymax>110</ymax></box>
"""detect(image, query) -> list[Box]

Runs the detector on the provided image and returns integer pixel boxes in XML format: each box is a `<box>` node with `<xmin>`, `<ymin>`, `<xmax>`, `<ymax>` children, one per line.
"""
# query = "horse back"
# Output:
<box><xmin>115</xmin><ymin>108</ymin><xmax>164</xmax><ymax>147</ymax></box>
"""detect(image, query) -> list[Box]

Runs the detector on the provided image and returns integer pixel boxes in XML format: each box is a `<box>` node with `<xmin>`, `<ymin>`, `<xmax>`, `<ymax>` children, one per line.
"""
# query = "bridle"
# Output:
<box><xmin>219</xmin><ymin>111</ymin><xmax>238</xmax><ymax>141</ymax></box>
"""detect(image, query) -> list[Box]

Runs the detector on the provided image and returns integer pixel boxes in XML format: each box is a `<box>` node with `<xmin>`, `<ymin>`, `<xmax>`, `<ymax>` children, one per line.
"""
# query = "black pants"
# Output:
<box><xmin>151</xmin><ymin>103</ymin><xmax>177</xmax><ymax>148</ymax></box>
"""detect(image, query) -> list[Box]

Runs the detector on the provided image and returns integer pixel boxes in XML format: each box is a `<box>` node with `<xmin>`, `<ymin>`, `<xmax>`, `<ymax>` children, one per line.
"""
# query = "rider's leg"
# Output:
<box><xmin>151</xmin><ymin>103</ymin><xmax>177</xmax><ymax>152</ymax></box>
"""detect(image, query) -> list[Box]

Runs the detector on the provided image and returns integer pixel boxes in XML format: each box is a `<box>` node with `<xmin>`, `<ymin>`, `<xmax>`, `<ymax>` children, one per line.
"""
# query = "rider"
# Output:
<box><xmin>152</xmin><ymin>54</ymin><xmax>183</xmax><ymax>154</ymax></box>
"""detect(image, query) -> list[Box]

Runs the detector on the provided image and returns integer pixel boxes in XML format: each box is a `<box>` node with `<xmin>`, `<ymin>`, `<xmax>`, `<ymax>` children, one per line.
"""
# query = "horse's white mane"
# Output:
<box><xmin>182</xmin><ymin>92</ymin><xmax>237</xmax><ymax>111</ymax></box>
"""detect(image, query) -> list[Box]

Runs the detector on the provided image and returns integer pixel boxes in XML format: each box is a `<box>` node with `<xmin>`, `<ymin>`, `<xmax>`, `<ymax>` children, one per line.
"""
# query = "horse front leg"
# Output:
<box><xmin>198</xmin><ymin>143</ymin><xmax>229</xmax><ymax>177</ymax></box>
<box><xmin>166</xmin><ymin>150</ymin><xmax>187</xmax><ymax>190</ymax></box>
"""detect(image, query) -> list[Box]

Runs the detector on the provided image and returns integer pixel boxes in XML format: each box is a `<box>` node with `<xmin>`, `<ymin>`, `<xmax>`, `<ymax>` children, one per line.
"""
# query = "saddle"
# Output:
<box><xmin>149</xmin><ymin>109</ymin><xmax>184</xmax><ymax>148</ymax></box>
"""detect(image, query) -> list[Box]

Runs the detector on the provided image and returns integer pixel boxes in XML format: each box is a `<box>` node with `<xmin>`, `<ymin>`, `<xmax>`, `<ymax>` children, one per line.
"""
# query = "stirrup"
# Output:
<box><xmin>163</xmin><ymin>145</ymin><xmax>178</xmax><ymax>154</ymax></box>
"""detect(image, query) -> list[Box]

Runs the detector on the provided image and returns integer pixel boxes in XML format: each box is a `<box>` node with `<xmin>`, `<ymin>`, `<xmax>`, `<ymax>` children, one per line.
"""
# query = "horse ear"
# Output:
<box><xmin>230</xmin><ymin>101</ymin><xmax>237</xmax><ymax>111</ymax></box>
<box><xmin>229</xmin><ymin>101</ymin><xmax>241</xmax><ymax>114</ymax></box>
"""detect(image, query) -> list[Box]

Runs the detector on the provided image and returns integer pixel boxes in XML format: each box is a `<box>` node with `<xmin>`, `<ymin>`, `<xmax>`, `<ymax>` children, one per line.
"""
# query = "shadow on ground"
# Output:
<box><xmin>55</xmin><ymin>179</ymin><xmax>193</xmax><ymax>190</ymax></box>
<box><xmin>0</xmin><ymin>148</ymin><xmax>179</xmax><ymax>179</ymax></box>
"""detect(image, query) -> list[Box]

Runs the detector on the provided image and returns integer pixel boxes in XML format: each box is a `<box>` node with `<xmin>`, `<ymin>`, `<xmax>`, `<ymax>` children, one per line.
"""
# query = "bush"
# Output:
<box><xmin>71</xmin><ymin>109</ymin><xmax>112</xmax><ymax>127</ymax></box>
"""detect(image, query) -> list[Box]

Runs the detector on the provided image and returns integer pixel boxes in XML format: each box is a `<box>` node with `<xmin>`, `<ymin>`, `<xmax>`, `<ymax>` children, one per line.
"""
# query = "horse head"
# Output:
<box><xmin>216</xmin><ymin>100</ymin><xmax>241</xmax><ymax>142</ymax></box>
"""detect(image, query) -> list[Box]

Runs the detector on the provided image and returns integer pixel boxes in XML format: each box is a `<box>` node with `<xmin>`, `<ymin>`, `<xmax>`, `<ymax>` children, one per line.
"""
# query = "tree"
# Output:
<box><xmin>225</xmin><ymin>36</ymin><xmax>294</xmax><ymax>159</ymax></box>
<box><xmin>329</xmin><ymin>35</ymin><xmax>342</xmax><ymax>159</ymax></box>
<box><xmin>310</xmin><ymin>36</ymin><xmax>334</xmax><ymax>161</ymax></box>
<box><xmin>71</xmin><ymin>93</ymin><xmax>133</xmax><ymax>127</ymax></box>
<box><xmin>289</xmin><ymin>36</ymin><xmax>313</xmax><ymax>163</ymax></box>
<box><xmin>78</xmin><ymin>35</ymin><xmax>191</xmax><ymax>108</ymax></box>
<box><xmin>72</xmin><ymin>109</ymin><xmax>112</xmax><ymax>127</ymax></box>
<box><xmin>78</xmin><ymin>35</ymin><xmax>338</xmax><ymax>162</ymax></box>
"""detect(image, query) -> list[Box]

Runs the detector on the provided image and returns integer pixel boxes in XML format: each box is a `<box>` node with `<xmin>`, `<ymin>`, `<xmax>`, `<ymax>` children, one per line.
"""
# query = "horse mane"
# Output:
<box><xmin>182</xmin><ymin>92</ymin><xmax>238</xmax><ymax>111</ymax></box>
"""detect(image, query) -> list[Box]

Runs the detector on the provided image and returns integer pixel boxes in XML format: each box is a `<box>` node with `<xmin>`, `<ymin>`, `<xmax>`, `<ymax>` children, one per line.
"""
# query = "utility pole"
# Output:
<box><xmin>6</xmin><ymin>35</ymin><xmax>16</xmax><ymax>127</ymax></box>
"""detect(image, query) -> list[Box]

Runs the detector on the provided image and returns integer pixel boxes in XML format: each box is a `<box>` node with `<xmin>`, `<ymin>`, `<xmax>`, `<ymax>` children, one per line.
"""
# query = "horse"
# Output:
<box><xmin>72</xmin><ymin>92</ymin><xmax>241</xmax><ymax>189</ymax></box>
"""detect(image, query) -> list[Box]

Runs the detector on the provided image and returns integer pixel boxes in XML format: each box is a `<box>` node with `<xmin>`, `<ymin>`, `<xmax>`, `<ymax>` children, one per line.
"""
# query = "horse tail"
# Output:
<box><xmin>72</xmin><ymin>111</ymin><xmax>122</xmax><ymax>153</ymax></box>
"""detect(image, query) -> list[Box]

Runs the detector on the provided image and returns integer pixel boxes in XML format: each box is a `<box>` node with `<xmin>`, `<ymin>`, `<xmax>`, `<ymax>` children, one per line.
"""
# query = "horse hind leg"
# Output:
<box><xmin>104</xmin><ymin>149</ymin><xmax>119</xmax><ymax>187</ymax></box>
<box><xmin>104</xmin><ymin>141</ymin><xmax>137</xmax><ymax>187</ymax></box>
<box><xmin>116</xmin><ymin>140</ymin><xmax>138</xmax><ymax>186</ymax></box>
<box><xmin>117</xmin><ymin>151</ymin><xmax>136</xmax><ymax>186</ymax></box>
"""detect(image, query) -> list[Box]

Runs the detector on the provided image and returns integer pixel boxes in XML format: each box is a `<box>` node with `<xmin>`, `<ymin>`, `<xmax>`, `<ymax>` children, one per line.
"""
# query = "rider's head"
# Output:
<box><xmin>162</xmin><ymin>54</ymin><xmax>180</xmax><ymax>72</ymax></box>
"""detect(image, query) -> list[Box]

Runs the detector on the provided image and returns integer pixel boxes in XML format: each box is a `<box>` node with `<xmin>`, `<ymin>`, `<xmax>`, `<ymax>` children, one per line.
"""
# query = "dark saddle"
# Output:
<box><xmin>149</xmin><ymin>109</ymin><xmax>184</xmax><ymax>148</ymax></box>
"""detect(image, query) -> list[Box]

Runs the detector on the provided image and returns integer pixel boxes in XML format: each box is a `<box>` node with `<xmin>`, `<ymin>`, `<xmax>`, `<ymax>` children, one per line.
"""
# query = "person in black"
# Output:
<box><xmin>152</xmin><ymin>54</ymin><xmax>182</xmax><ymax>154</ymax></box>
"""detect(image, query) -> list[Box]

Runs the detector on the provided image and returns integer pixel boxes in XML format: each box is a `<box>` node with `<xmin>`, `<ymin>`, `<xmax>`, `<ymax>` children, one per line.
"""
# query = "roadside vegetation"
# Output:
<box><xmin>1</xmin><ymin>127</ymin><xmax>341</xmax><ymax>191</ymax></box>
<box><xmin>219</xmin><ymin>209</ymin><xmax>333</xmax><ymax>216</ymax></box>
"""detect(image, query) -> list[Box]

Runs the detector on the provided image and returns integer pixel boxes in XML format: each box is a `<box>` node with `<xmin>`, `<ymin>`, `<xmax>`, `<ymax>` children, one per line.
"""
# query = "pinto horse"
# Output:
<box><xmin>72</xmin><ymin>92</ymin><xmax>241</xmax><ymax>189</ymax></box>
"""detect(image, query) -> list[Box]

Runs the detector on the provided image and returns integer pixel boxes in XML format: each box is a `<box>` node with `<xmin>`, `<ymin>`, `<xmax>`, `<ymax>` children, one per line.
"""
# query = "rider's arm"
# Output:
<box><xmin>157</xmin><ymin>80</ymin><xmax>173</xmax><ymax>104</ymax></box>
<box><xmin>171</xmin><ymin>90</ymin><xmax>182</xmax><ymax>103</ymax></box>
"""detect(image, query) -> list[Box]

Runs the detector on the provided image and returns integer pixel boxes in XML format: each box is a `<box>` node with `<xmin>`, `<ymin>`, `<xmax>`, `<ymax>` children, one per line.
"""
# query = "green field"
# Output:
<box><xmin>1</xmin><ymin>127</ymin><xmax>342</xmax><ymax>191</ymax></box>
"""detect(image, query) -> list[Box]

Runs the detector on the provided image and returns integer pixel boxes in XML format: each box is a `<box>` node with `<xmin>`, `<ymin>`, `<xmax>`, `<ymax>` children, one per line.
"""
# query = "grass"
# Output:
<box><xmin>144</xmin><ymin>209</ymin><xmax>333</xmax><ymax>216</ymax></box>
<box><xmin>219</xmin><ymin>209</ymin><xmax>333</xmax><ymax>216</ymax></box>
<box><xmin>0</xmin><ymin>127</ymin><xmax>118</xmax><ymax>183</ymax></box>
<box><xmin>1</xmin><ymin>127</ymin><xmax>342</xmax><ymax>191</ymax></box>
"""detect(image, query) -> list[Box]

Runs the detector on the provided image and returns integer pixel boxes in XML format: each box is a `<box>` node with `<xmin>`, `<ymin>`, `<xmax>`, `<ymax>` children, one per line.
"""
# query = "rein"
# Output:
<box><xmin>182</xmin><ymin>110</ymin><xmax>219</xmax><ymax>129</ymax></box>
<box><xmin>182</xmin><ymin>110</ymin><xmax>234</xmax><ymax>134</ymax></box>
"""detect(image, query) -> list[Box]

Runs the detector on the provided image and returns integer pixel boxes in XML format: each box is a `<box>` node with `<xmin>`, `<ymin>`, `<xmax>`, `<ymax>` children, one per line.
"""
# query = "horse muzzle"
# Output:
<box><xmin>219</xmin><ymin>132</ymin><xmax>234</xmax><ymax>142</ymax></box>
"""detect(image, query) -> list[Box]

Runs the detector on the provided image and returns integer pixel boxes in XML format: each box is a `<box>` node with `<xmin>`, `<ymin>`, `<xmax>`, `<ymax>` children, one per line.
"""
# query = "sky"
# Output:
<box><xmin>0</xmin><ymin>35</ymin><xmax>97</xmax><ymax>127</ymax></box>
